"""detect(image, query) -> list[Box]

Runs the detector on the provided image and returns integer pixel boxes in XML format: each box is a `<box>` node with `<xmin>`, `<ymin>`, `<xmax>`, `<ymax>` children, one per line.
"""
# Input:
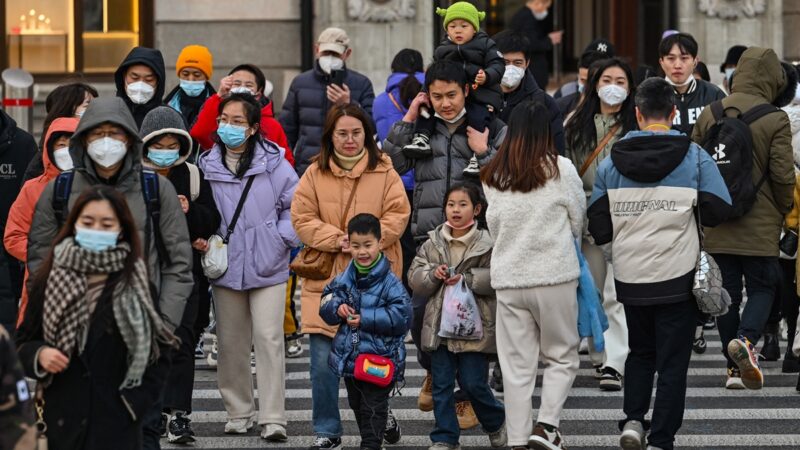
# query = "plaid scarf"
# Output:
<box><xmin>43</xmin><ymin>238</ymin><xmax>176</xmax><ymax>390</ymax></box>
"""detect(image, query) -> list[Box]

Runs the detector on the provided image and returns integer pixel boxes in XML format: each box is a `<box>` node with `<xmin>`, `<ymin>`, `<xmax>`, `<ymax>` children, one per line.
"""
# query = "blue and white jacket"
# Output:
<box><xmin>587</xmin><ymin>130</ymin><xmax>732</xmax><ymax>305</ymax></box>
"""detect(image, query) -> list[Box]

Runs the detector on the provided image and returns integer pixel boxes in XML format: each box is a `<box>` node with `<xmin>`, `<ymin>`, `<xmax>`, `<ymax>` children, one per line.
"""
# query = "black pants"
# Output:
<box><xmin>769</xmin><ymin>258</ymin><xmax>799</xmax><ymax>348</ymax></box>
<box><xmin>344</xmin><ymin>378</ymin><xmax>394</xmax><ymax>450</ymax></box>
<box><xmin>413</xmin><ymin>101</ymin><xmax>492</xmax><ymax>136</ymax></box>
<box><xmin>621</xmin><ymin>300</ymin><xmax>696</xmax><ymax>450</ymax></box>
<box><xmin>163</xmin><ymin>280</ymin><xmax>200</xmax><ymax>413</ymax></box>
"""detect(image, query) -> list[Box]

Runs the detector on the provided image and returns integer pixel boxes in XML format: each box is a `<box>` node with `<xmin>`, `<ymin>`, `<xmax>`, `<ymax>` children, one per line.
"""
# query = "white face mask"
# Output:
<box><xmin>230</xmin><ymin>86</ymin><xmax>256</xmax><ymax>96</ymax></box>
<box><xmin>794</xmin><ymin>82</ymin><xmax>800</xmax><ymax>104</ymax></box>
<box><xmin>664</xmin><ymin>75</ymin><xmax>694</xmax><ymax>88</ymax></box>
<box><xmin>501</xmin><ymin>65</ymin><xmax>526</xmax><ymax>89</ymax></box>
<box><xmin>126</xmin><ymin>81</ymin><xmax>155</xmax><ymax>105</ymax></box>
<box><xmin>533</xmin><ymin>10</ymin><xmax>548</xmax><ymax>20</ymax></box>
<box><xmin>87</xmin><ymin>137</ymin><xmax>127</xmax><ymax>169</ymax></box>
<box><xmin>53</xmin><ymin>146</ymin><xmax>73</xmax><ymax>171</ymax></box>
<box><xmin>434</xmin><ymin>108</ymin><xmax>467</xmax><ymax>124</ymax></box>
<box><xmin>725</xmin><ymin>67</ymin><xmax>735</xmax><ymax>81</ymax></box>
<box><xmin>597</xmin><ymin>84</ymin><xmax>628</xmax><ymax>106</ymax></box>
<box><xmin>318</xmin><ymin>55</ymin><xmax>344</xmax><ymax>74</ymax></box>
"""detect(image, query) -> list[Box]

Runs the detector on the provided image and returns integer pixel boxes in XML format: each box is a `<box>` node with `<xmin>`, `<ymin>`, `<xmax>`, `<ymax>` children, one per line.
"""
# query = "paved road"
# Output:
<box><xmin>163</xmin><ymin>325</ymin><xmax>800</xmax><ymax>450</ymax></box>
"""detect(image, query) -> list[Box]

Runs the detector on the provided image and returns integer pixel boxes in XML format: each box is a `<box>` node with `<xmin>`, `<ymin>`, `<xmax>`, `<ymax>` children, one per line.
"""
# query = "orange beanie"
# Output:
<box><xmin>176</xmin><ymin>45</ymin><xmax>213</xmax><ymax>79</ymax></box>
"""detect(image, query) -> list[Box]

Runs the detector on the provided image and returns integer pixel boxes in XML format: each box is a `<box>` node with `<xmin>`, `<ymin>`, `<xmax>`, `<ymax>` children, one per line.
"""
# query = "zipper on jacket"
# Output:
<box><xmin>446</xmin><ymin>133</ymin><xmax>453</xmax><ymax>194</ymax></box>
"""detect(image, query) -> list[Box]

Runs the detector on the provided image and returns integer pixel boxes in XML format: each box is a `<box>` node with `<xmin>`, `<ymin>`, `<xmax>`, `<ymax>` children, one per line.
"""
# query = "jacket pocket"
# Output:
<box><xmin>253</xmin><ymin>220</ymin><xmax>289</xmax><ymax>278</ymax></box>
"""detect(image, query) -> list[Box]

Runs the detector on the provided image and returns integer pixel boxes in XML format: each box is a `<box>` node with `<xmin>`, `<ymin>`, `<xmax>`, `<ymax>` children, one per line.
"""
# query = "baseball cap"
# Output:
<box><xmin>318</xmin><ymin>27</ymin><xmax>350</xmax><ymax>55</ymax></box>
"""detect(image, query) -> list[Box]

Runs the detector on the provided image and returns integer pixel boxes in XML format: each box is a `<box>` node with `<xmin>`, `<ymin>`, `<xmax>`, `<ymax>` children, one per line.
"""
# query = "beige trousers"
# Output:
<box><xmin>496</xmin><ymin>281</ymin><xmax>580</xmax><ymax>446</ymax></box>
<box><xmin>582</xmin><ymin>238</ymin><xmax>629</xmax><ymax>373</ymax></box>
<box><xmin>213</xmin><ymin>283</ymin><xmax>287</xmax><ymax>425</ymax></box>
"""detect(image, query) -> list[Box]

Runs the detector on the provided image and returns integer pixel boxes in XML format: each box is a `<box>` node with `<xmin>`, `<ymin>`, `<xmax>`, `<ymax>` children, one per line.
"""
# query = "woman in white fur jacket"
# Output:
<box><xmin>480</xmin><ymin>101</ymin><xmax>585</xmax><ymax>450</ymax></box>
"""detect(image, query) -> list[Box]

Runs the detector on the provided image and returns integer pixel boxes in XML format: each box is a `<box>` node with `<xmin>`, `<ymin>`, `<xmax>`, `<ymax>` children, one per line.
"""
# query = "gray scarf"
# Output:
<box><xmin>43</xmin><ymin>239</ymin><xmax>176</xmax><ymax>389</ymax></box>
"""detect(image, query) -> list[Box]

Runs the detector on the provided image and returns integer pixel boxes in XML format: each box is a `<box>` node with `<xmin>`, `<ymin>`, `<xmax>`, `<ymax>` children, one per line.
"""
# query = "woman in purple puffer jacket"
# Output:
<box><xmin>197</xmin><ymin>93</ymin><xmax>300</xmax><ymax>441</ymax></box>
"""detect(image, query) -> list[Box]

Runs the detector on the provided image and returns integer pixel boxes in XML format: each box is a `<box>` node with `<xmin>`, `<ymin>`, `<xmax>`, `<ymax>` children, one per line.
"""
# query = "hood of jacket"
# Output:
<box><xmin>139</xmin><ymin>106</ymin><xmax>194</xmax><ymax>170</ymax></box>
<box><xmin>201</xmin><ymin>138</ymin><xmax>284</xmax><ymax>181</ymax></box>
<box><xmin>385</xmin><ymin>71</ymin><xmax>425</xmax><ymax>94</ymax></box>
<box><xmin>42</xmin><ymin>117</ymin><xmax>80</xmax><ymax>179</ymax></box>
<box><xmin>611</xmin><ymin>130</ymin><xmax>691</xmax><ymax>183</ymax></box>
<box><xmin>114</xmin><ymin>47</ymin><xmax>166</xmax><ymax>111</ymax></box>
<box><xmin>69</xmin><ymin>97</ymin><xmax>143</xmax><ymax>183</ymax></box>
<box><xmin>731</xmin><ymin>47</ymin><xmax>787</xmax><ymax>103</ymax></box>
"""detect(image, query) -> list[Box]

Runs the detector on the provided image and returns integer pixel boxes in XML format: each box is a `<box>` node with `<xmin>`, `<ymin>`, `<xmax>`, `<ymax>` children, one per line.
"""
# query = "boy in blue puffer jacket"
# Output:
<box><xmin>320</xmin><ymin>213</ymin><xmax>412</xmax><ymax>450</ymax></box>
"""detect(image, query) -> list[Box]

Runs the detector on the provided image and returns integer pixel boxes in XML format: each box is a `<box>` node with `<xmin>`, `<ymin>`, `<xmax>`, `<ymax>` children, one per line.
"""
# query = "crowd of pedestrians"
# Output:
<box><xmin>2</xmin><ymin>1</ymin><xmax>800</xmax><ymax>450</ymax></box>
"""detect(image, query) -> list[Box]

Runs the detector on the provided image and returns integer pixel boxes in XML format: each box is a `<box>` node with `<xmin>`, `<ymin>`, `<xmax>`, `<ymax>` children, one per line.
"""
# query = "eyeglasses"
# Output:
<box><xmin>87</xmin><ymin>129</ymin><xmax>127</xmax><ymax>141</ymax></box>
<box><xmin>217</xmin><ymin>118</ymin><xmax>249</xmax><ymax>128</ymax></box>
<box><xmin>333</xmin><ymin>130</ymin><xmax>364</xmax><ymax>142</ymax></box>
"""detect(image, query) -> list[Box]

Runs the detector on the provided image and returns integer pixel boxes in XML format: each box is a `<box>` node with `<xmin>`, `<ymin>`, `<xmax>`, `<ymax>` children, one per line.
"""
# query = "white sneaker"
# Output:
<box><xmin>261</xmin><ymin>423</ymin><xmax>288</xmax><ymax>442</ymax></box>
<box><xmin>619</xmin><ymin>420</ymin><xmax>645</xmax><ymax>450</ymax></box>
<box><xmin>224</xmin><ymin>417</ymin><xmax>255</xmax><ymax>434</ymax></box>
<box><xmin>206</xmin><ymin>334</ymin><xmax>218</xmax><ymax>368</ymax></box>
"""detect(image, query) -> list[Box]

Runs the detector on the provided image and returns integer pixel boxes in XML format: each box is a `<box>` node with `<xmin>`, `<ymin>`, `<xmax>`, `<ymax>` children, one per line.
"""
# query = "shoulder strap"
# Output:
<box><xmin>387</xmin><ymin>92</ymin><xmax>404</xmax><ymax>113</ymax></box>
<box><xmin>186</xmin><ymin>163</ymin><xmax>200</xmax><ymax>202</ymax></box>
<box><xmin>340</xmin><ymin>178</ymin><xmax>361</xmax><ymax>230</ymax></box>
<box><xmin>741</xmin><ymin>103</ymin><xmax>781</xmax><ymax>125</ymax></box>
<box><xmin>223</xmin><ymin>176</ymin><xmax>255</xmax><ymax>244</ymax></box>
<box><xmin>52</xmin><ymin>171</ymin><xmax>75</xmax><ymax>227</ymax></box>
<box><xmin>579</xmin><ymin>123</ymin><xmax>621</xmax><ymax>178</ymax></box>
<box><xmin>710</xmin><ymin>100</ymin><xmax>725</xmax><ymax>122</ymax></box>
<box><xmin>695</xmin><ymin>147</ymin><xmax>705</xmax><ymax>248</ymax></box>
<box><xmin>141</xmin><ymin>170</ymin><xmax>170</xmax><ymax>266</ymax></box>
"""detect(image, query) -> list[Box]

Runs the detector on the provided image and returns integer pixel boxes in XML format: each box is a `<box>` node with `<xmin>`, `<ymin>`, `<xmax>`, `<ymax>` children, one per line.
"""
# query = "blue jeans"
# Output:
<box><xmin>430</xmin><ymin>347</ymin><xmax>505</xmax><ymax>445</ymax></box>
<box><xmin>712</xmin><ymin>254</ymin><xmax>780</xmax><ymax>368</ymax></box>
<box><xmin>309</xmin><ymin>333</ymin><xmax>342</xmax><ymax>438</ymax></box>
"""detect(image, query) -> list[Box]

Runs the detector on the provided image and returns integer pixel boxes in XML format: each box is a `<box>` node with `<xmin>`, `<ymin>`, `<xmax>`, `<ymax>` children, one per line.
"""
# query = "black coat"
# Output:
<box><xmin>0</xmin><ymin>110</ymin><xmax>36</xmax><ymax>329</ymax></box>
<box><xmin>114</xmin><ymin>47</ymin><xmax>167</xmax><ymax>128</ymax></box>
<box><xmin>556</xmin><ymin>92</ymin><xmax>580</xmax><ymax>119</ymax></box>
<box><xmin>16</xmin><ymin>276</ymin><xmax>170</xmax><ymax>450</ymax></box>
<box><xmin>510</xmin><ymin>7</ymin><xmax>553</xmax><ymax>89</ymax></box>
<box><xmin>498</xmin><ymin>71</ymin><xmax>565</xmax><ymax>155</ymax></box>
<box><xmin>434</xmin><ymin>31</ymin><xmax>505</xmax><ymax>110</ymax></box>
<box><xmin>671</xmin><ymin>78</ymin><xmax>727</xmax><ymax>136</ymax></box>
<box><xmin>278</xmin><ymin>61</ymin><xmax>375</xmax><ymax>176</ymax></box>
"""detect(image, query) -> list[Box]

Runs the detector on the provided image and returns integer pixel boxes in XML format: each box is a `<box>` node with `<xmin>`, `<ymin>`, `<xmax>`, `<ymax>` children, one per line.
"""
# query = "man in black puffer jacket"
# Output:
<box><xmin>279</xmin><ymin>27</ymin><xmax>374</xmax><ymax>176</ymax></box>
<box><xmin>115</xmin><ymin>47</ymin><xmax>167</xmax><ymax>128</ymax></box>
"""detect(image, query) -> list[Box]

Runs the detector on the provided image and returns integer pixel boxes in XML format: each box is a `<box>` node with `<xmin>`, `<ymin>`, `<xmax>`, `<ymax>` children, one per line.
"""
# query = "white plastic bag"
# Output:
<box><xmin>201</xmin><ymin>234</ymin><xmax>228</xmax><ymax>280</ymax></box>
<box><xmin>438</xmin><ymin>277</ymin><xmax>483</xmax><ymax>340</ymax></box>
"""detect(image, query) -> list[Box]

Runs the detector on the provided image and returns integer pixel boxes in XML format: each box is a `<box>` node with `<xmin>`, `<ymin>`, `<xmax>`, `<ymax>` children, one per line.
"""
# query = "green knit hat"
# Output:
<box><xmin>436</xmin><ymin>2</ymin><xmax>486</xmax><ymax>32</ymax></box>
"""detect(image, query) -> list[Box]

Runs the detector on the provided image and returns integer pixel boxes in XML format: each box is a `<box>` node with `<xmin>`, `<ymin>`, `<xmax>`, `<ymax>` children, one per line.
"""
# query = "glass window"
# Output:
<box><xmin>6</xmin><ymin>1</ymin><xmax>73</xmax><ymax>73</ymax></box>
<box><xmin>82</xmin><ymin>0</ymin><xmax>139</xmax><ymax>73</ymax></box>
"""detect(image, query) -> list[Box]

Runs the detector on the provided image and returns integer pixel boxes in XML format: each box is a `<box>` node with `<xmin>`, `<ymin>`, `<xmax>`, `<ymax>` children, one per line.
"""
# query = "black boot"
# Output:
<box><xmin>760</xmin><ymin>323</ymin><xmax>781</xmax><ymax>361</ymax></box>
<box><xmin>783</xmin><ymin>350</ymin><xmax>800</xmax><ymax>373</ymax></box>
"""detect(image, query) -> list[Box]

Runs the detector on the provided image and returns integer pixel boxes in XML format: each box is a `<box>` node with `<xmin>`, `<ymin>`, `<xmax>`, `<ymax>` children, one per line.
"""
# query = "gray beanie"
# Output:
<box><xmin>139</xmin><ymin>106</ymin><xmax>193</xmax><ymax>161</ymax></box>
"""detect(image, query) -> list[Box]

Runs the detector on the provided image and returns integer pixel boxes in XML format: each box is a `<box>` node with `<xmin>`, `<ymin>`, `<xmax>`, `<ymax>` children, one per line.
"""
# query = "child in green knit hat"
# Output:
<box><xmin>401</xmin><ymin>1</ymin><xmax>505</xmax><ymax>177</ymax></box>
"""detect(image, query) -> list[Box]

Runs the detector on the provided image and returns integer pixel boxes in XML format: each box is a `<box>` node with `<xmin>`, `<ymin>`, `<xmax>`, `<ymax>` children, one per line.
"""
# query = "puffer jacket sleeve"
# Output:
<box><xmin>354</xmin><ymin>77</ymin><xmax>375</xmax><ymax>120</ymax></box>
<box><xmin>26</xmin><ymin>182</ymin><xmax>58</xmax><ymax>278</ymax></box>
<box><xmin>482</xmin><ymin>37</ymin><xmax>506</xmax><ymax>87</ymax></box>
<box><xmin>383</xmin><ymin>121</ymin><xmax>416</xmax><ymax>176</ymax></box>
<box><xmin>155</xmin><ymin>177</ymin><xmax>193</xmax><ymax>330</ymax></box>
<box><xmin>3</xmin><ymin>183</ymin><xmax>37</xmax><ymax>261</ymax></box>
<box><xmin>588</xmin><ymin>163</ymin><xmax>612</xmax><ymax>246</ymax></box>
<box><xmin>768</xmin><ymin>113</ymin><xmax>796</xmax><ymax>215</ymax></box>
<box><xmin>378</xmin><ymin>169</ymin><xmax>411</xmax><ymax>248</ymax></box>
<box><xmin>189</xmin><ymin>94</ymin><xmax>222</xmax><ymax>151</ymax></box>
<box><xmin>185</xmin><ymin>167</ymin><xmax>221</xmax><ymax>241</ymax></box>
<box><xmin>360</xmin><ymin>275</ymin><xmax>411</xmax><ymax>337</ymax></box>
<box><xmin>319</xmin><ymin>277</ymin><xmax>348</xmax><ymax>326</ymax></box>
<box><xmin>276</xmin><ymin>162</ymin><xmax>301</xmax><ymax>247</ymax></box>
<box><xmin>465</xmin><ymin>252</ymin><xmax>493</xmax><ymax>297</ymax></box>
<box><xmin>262</xmin><ymin>117</ymin><xmax>295</xmax><ymax>166</ymax></box>
<box><xmin>290</xmin><ymin>169</ymin><xmax>346</xmax><ymax>253</ymax></box>
<box><xmin>279</xmin><ymin>81</ymin><xmax>300</xmax><ymax>149</ymax></box>
<box><xmin>408</xmin><ymin>239</ymin><xmax>443</xmax><ymax>298</ymax></box>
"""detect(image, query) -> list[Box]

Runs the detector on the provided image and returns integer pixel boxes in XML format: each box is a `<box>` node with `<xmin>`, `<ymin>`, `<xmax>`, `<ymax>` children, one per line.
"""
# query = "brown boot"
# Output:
<box><xmin>418</xmin><ymin>373</ymin><xmax>434</xmax><ymax>412</ymax></box>
<box><xmin>456</xmin><ymin>400</ymin><xmax>479</xmax><ymax>430</ymax></box>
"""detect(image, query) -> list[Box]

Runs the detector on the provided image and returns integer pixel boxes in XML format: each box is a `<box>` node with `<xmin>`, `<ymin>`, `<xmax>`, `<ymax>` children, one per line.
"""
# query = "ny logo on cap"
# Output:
<box><xmin>597</xmin><ymin>43</ymin><xmax>608</xmax><ymax>53</ymax></box>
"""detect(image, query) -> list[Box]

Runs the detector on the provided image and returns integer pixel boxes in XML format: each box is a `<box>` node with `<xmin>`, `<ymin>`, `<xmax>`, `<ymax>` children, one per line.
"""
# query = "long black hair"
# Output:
<box><xmin>40</xmin><ymin>82</ymin><xmax>98</xmax><ymax>148</ymax></box>
<box><xmin>391</xmin><ymin>49</ymin><xmax>424</xmax><ymax>108</ymax></box>
<box><xmin>215</xmin><ymin>93</ymin><xmax>269</xmax><ymax>179</ymax></box>
<box><xmin>565</xmin><ymin>58</ymin><xmax>637</xmax><ymax>160</ymax></box>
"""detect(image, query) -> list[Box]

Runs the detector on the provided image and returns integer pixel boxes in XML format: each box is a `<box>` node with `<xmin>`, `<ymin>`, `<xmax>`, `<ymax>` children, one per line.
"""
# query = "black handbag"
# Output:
<box><xmin>779</xmin><ymin>229</ymin><xmax>798</xmax><ymax>258</ymax></box>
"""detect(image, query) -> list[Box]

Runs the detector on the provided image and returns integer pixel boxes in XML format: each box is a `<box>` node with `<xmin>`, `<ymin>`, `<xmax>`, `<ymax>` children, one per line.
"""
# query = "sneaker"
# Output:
<box><xmin>462</xmin><ymin>155</ymin><xmax>480</xmax><ymax>177</ymax></box>
<box><xmin>647</xmin><ymin>447</ymin><xmax>665</xmax><ymax>450</ymax></box>
<box><xmin>456</xmin><ymin>400</ymin><xmax>479</xmax><ymax>430</ymax></box>
<box><xmin>167</xmin><ymin>412</ymin><xmax>196</xmax><ymax>444</ymax></box>
<box><xmin>728</xmin><ymin>336</ymin><xmax>764</xmax><ymax>389</ymax></box>
<box><xmin>578</xmin><ymin>338</ymin><xmax>589</xmax><ymax>355</ymax></box>
<box><xmin>224</xmin><ymin>417</ymin><xmax>255</xmax><ymax>434</ymax></box>
<box><xmin>309</xmin><ymin>436</ymin><xmax>342</xmax><ymax>450</ymax></box>
<box><xmin>158</xmin><ymin>412</ymin><xmax>169</xmax><ymax>438</ymax></box>
<box><xmin>528</xmin><ymin>423</ymin><xmax>566</xmax><ymax>450</ymax></box>
<box><xmin>418</xmin><ymin>373</ymin><xmax>433</xmax><ymax>412</ymax></box>
<box><xmin>593</xmin><ymin>365</ymin><xmax>603</xmax><ymax>380</ymax></box>
<box><xmin>703</xmin><ymin>317</ymin><xmax>716</xmax><ymax>330</ymax></box>
<box><xmin>490</xmin><ymin>363</ymin><xmax>504</xmax><ymax>393</ymax></box>
<box><xmin>619</xmin><ymin>420</ymin><xmax>645</xmax><ymax>450</ymax></box>
<box><xmin>402</xmin><ymin>134</ymin><xmax>432</xmax><ymax>159</ymax></box>
<box><xmin>261</xmin><ymin>423</ymin><xmax>288</xmax><ymax>442</ymax></box>
<box><xmin>760</xmin><ymin>326</ymin><xmax>781</xmax><ymax>361</ymax></box>
<box><xmin>428</xmin><ymin>443</ymin><xmax>460</xmax><ymax>450</ymax></box>
<box><xmin>488</xmin><ymin>423</ymin><xmax>507</xmax><ymax>448</ymax></box>
<box><xmin>206</xmin><ymin>335</ymin><xmax>218</xmax><ymax>368</ymax></box>
<box><xmin>726</xmin><ymin>367</ymin><xmax>746</xmax><ymax>390</ymax></box>
<box><xmin>693</xmin><ymin>328</ymin><xmax>707</xmax><ymax>354</ymax></box>
<box><xmin>194</xmin><ymin>336</ymin><xmax>205</xmax><ymax>359</ymax></box>
<box><xmin>599</xmin><ymin>367</ymin><xmax>623</xmax><ymax>391</ymax></box>
<box><xmin>782</xmin><ymin>350</ymin><xmax>800</xmax><ymax>373</ymax></box>
<box><xmin>286</xmin><ymin>337</ymin><xmax>303</xmax><ymax>358</ymax></box>
<box><xmin>384</xmin><ymin>407</ymin><xmax>401</xmax><ymax>444</ymax></box>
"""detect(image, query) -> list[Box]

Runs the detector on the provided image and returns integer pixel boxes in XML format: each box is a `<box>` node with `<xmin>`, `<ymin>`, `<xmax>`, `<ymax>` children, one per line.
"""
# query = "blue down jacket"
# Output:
<box><xmin>319</xmin><ymin>255</ymin><xmax>412</xmax><ymax>382</ymax></box>
<box><xmin>575</xmin><ymin>240</ymin><xmax>608</xmax><ymax>352</ymax></box>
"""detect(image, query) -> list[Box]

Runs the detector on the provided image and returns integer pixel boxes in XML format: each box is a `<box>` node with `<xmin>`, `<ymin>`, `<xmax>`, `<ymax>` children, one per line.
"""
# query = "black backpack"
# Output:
<box><xmin>700</xmin><ymin>100</ymin><xmax>782</xmax><ymax>219</ymax></box>
<box><xmin>52</xmin><ymin>169</ymin><xmax>170</xmax><ymax>265</ymax></box>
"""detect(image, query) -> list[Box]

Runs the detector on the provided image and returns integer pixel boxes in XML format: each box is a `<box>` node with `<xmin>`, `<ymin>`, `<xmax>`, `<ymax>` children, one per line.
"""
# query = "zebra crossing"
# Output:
<box><xmin>164</xmin><ymin>327</ymin><xmax>800</xmax><ymax>450</ymax></box>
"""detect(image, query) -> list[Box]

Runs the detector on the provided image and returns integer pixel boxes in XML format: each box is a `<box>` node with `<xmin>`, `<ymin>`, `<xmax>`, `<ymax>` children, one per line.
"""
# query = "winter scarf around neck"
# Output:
<box><xmin>43</xmin><ymin>239</ymin><xmax>176</xmax><ymax>389</ymax></box>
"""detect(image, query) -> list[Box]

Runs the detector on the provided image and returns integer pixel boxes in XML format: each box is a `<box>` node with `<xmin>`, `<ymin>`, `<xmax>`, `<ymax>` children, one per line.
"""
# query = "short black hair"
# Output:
<box><xmin>348</xmin><ymin>213</ymin><xmax>381</xmax><ymax>239</ymax></box>
<box><xmin>694</xmin><ymin>61</ymin><xmax>710</xmax><ymax>82</ymax></box>
<box><xmin>229</xmin><ymin>64</ymin><xmax>267</xmax><ymax>94</ymax></box>
<box><xmin>493</xmin><ymin>30</ymin><xmax>531</xmax><ymax>61</ymax></box>
<box><xmin>425</xmin><ymin>60</ymin><xmax>467</xmax><ymax>90</ymax></box>
<box><xmin>635</xmin><ymin>78</ymin><xmax>676</xmax><ymax>121</ymax></box>
<box><xmin>659</xmin><ymin>33</ymin><xmax>699</xmax><ymax>58</ymax></box>
<box><xmin>579</xmin><ymin>50</ymin><xmax>609</xmax><ymax>69</ymax></box>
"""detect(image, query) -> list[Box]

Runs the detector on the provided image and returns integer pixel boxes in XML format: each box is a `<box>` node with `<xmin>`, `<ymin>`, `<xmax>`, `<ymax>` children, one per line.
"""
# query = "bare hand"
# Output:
<box><xmin>403</xmin><ymin>92</ymin><xmax>431</xmax><ymax>123</ymax></box>
<box><xmin>433</xmin><ymin>264</ymin><xmax>450</xmax><ymax>281</ymax></box>
<box><xmin>218</xmin><ymin>75</ymin><xmax>234</xmax><ymax>97</ymax></box>
<box><xmin>346</xmin><ymin>313</ymin><xmax>361</xmax><ymax>328</ymax></box>
<box><xmin>327</xmin><ymin>84</ymin><xmax>351</xmax><ymax>105</ymax></box>
<box><xmin>466</xmin><ymin>126</ymin><xmax>490</xmax><ymax>155</ymax></box>
<box><xmin>338</xmin><ymin>235</ymin><xmax>350</xmax><ymax>252</ymax></box>
<box><xmin>177</xmin><ymin>195</ymin><xmax>189</xmax><ymax>214</ymax></box>
<box><xmin>38</xmin><ymin>347</ymin><xmax>69</xmax><ymax>374</ymax></box>
<box><xmin>444</xmin><ymin>274</ymin><xmax>462</xmax><ymax>286</ymax></box>
<box><xmin>475</xmin><ymin>69</ymin><xmax>487</xmax><ymax>86</ymax></box>
<box><xmin>549</xmin><ymin>31</ymin><xmax>564</xmax><ymax>45</ymax></box>
<box><xmin>192</xmin><ymin>238</ymin><xmax>209</xmax><ymax>252</ymax></box>
<box><xmin>337</xmin><ymin>303</ymin><xmax>356</xmax><ymax>319</ymax></box>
